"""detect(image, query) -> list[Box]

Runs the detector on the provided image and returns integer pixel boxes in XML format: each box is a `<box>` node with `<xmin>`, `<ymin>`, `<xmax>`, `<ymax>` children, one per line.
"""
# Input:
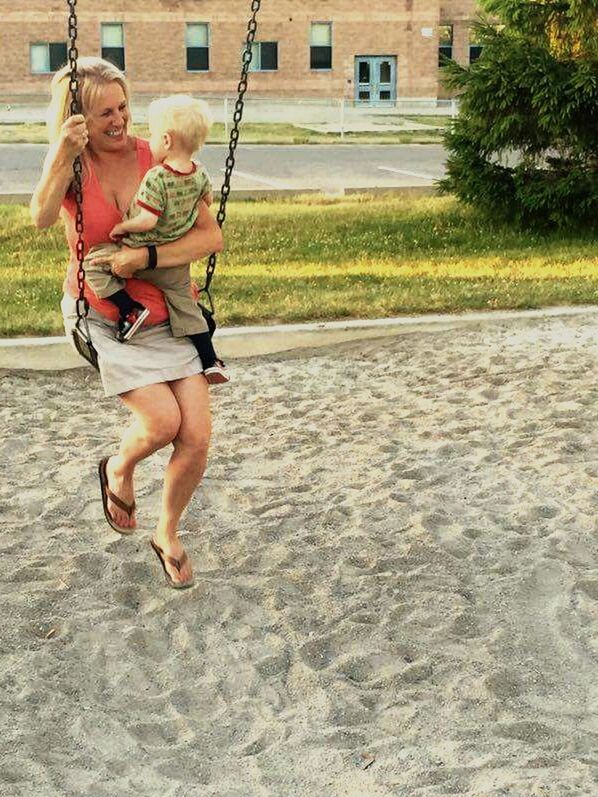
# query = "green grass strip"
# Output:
<box><xmin>1</xmin><ymin>194</ymin><xmax>596</xmax><ymax>336</ymax></box>
<box><xmin>0</xmin><ymin>122</ymin><xmax>444</xmax><ymax>146</ymax></box>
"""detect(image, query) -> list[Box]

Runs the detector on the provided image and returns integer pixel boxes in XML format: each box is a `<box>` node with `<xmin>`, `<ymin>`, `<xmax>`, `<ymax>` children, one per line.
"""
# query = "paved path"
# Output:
<box><xmin>0</xmin><ymin>143</ymin><xmax>447</xmax><ymax>195</ymax></box>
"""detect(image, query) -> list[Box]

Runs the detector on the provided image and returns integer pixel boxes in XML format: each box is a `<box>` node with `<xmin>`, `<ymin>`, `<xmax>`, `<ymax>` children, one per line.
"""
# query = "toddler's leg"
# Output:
<box><xmin>84</xmin><ymin>246</ymin><xmax>149</xmax><ymax>343</ymax></box>
<box><xmin>109</xmin><ymin>290</ymin><xmax>144</xmax><ymax>317</ymax></box>
<box><xmin>188</xmin><ymin>332</ymin><xmax>230</xmax><ymax>385</ymax></box>
<box><xmin>113</xmin><ymin>295</ymin><xmax>150</xmax><ymax>343</ymax></box>
<box><xmin>84</xmin><ymin>244</ymin><xmax>127</xmax><ymax>298</ymax></box>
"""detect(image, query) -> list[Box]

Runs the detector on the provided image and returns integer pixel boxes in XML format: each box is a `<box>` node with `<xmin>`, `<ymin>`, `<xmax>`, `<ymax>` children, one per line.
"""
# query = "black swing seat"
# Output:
<box><xmin>72</xmin><ymin>302</ymin><xmax>208</xmax><ymax>371</ymax></box>
<box><xmin>72</xmin><ymin>318</ymin><xmax>100</xmax><ymax>370</ymax></box>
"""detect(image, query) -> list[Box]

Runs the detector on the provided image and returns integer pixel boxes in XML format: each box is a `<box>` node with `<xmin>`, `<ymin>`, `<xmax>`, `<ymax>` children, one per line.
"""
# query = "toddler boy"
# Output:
<box><xmin>84</xmin><ymin>94</ymin><xmax>228</xmax><ymax>385</ymax></box>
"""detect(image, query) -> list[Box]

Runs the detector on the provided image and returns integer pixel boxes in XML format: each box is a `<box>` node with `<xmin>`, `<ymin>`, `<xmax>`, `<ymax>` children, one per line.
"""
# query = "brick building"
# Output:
<box><xmin>0</xmin><ymin>0</ymin><xmax>479</xmax><ymax>102</ymax></box>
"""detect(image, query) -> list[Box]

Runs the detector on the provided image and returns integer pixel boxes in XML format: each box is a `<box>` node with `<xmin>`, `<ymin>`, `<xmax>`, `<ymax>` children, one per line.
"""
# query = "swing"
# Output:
<box><xmin>66</xmin><ymin>0</ymin><xmax>262</xmax><ymax>370</ymax></box>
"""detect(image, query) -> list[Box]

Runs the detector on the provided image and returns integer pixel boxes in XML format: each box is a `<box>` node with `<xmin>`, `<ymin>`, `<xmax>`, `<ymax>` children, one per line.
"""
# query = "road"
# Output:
<box><xmin>0</xmin><ymin>143</ymin><xmax>447</xmax><ymax>195</ymax></box>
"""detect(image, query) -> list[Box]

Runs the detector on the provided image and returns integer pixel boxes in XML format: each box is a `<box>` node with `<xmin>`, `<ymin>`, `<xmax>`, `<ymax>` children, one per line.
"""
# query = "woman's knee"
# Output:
<box><xmin>122</xmin><ymin>384</ymin><xmax>183</xmax><ymax>448</ymax></box>
<box><xmin>174</xmin><ymin>423</ymin><xmax>211</xmax><ymax>457</ymax></box>
<box><xmin>168</xmin><ymin>375</ymin><xmax>211</xmax><ymax>456</ymax></box>
<box><xmin>145</xmin><ymin>410</ymin><xmax>182</xmax><ymax>448</ymax></box>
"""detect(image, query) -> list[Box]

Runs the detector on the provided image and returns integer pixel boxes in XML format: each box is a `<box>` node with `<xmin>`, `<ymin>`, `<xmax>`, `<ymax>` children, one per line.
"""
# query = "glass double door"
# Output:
<box><xmin>355</xmin><ymin>56</ymin><xmax>397</xmax><ymax>105</ymax></box>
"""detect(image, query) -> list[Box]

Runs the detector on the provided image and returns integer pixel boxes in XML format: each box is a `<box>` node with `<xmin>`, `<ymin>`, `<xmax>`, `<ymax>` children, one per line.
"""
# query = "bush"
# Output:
<box><xmin>440</xmin><ymin>0</ymin><xmax>598</xmax><ymax>229</ymax></box>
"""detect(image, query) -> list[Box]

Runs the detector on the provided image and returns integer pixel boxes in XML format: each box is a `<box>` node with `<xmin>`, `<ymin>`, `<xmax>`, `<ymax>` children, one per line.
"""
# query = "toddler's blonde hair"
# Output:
<box><xmin>148</xmin><ymin>94</ymin><xmax>213</xmax><ymax>152</ymax></box>
<box><xmin>46</xmin><ymin>56</ymin><xmax>129</xmax><ymax>143</ymax></box>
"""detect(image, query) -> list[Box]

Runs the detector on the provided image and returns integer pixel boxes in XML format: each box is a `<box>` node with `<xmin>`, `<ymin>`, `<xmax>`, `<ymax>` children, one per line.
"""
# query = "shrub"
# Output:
<box><xmin>440</xmin><ymin>0</ymin><xmax>598</xmax><ymax>229</ymax></box>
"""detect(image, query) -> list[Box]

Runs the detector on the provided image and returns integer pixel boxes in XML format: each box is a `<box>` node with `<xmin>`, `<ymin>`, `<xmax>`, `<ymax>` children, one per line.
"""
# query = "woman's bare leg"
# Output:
<box><xmin>104</xmin><ymin>383</ymin><xmax>182</xmax><ymax>529</ymax></box>
<box><xmin>152</xmin><ymin>374</ymin><xmax>211</xmax><ymax>585</ymax></box>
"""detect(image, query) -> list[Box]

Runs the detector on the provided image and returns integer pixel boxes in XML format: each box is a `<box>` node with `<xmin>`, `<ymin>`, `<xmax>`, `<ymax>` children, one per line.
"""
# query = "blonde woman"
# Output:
<box><xmin>31</xmin><ymin>57</ymin><xmax>223</xmax><ymax>589</ymax></box>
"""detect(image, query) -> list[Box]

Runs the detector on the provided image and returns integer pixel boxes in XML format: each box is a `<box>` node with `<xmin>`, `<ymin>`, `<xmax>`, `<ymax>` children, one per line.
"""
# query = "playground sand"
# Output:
<box><xmin>1</xmin><ymin>311</ymin><xmax>597</xmax><ymax>796</ymax></box>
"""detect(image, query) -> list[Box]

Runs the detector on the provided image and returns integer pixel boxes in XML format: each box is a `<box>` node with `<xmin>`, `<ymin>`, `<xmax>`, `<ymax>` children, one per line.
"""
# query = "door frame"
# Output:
<box><xmin>354</xmin><ymin>55</ymin><xmax>397</xmax><ymax>106</ymax></box>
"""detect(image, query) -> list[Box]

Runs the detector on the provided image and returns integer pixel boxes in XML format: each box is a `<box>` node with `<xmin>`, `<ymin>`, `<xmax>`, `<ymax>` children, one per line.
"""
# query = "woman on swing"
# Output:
<box><xmin>30</xmin><ymin>57</ymin><xmax>222</xmax><ymax>589</ymax></box>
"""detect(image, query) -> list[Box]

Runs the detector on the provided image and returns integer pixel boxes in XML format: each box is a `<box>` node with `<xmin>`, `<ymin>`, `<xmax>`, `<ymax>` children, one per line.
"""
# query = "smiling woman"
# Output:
<box><xmin>46</xmin><ymin>58</ymin><xmax>129</xmax><ymax>147</ymax></box>
<box><xmin>29</xmin><ymin>56</ymin><xmax>224</xmax><ymax>588</ymax></box>
<box><xmin>88</xmin><ymin>85</ymin><xmax>130</xmax><ymax>149</ymax></box>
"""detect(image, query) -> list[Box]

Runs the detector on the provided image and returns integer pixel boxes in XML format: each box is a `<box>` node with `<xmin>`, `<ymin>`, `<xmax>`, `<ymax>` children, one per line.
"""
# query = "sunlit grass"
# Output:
<box><xmin>1</xmin><ymin>194</ymin><xmax>596</xmax><ymax>336</ymax></box>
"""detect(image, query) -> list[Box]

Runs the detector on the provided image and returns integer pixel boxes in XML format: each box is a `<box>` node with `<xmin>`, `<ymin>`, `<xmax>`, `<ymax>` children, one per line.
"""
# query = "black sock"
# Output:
<box><xmin>189</xmin><ymin>332</ymin><xmax>218</xmax><ymax>370</ymax></box>
<box><xmin>108</xmin><ymin>289</ymin><xmax>143</xmax><ymax>318</ymax></box>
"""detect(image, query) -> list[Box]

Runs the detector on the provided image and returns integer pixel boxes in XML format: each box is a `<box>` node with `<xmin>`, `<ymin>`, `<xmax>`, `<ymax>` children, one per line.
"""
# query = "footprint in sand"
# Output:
<box><xmin>508</xmin><ymin>537</ymin><xmax>530</xmax><ymax>553</ymax></box>
<box><xmin>320</xmin><ymin>728</ymin><xmax>367</xmax><ymax>749</ymax></box>
<box><xmin>111</xmin><ymin>585</ymin><xmax>143</xmax><ymax>611</ymax></box>
<box><xmin>299</xmin><ymin>636</ymin><xmax>335</xmax><ymax>670</ymax></box>
<box><xmin>485</xmin><ymin>669</ymin><xmax>522</xmax><ymax>699</ymax></box>
<box><xmin>129</xmin><ymin>720</ymin><xmax>184</xmax><ymax>748</ymax></box>
<box><xmin>451</xmin><ymin>609</ymin><xmax>480</xmax><ymax>639</ymax></box>
<box><xmin>68</xmin><ymin>551</ymin><xmax>111</xmax><ymax>581</ymax></box>
<box><xmin>239</xmin><ymin>727</ymin><xmax>289</xmax><ymax>757</ymax></box>
<box><xmin>336</xmin><ymin>656</ymin><xmax>377</xmax><ymax>683</ymax></box>
<box><xmin>255</xmin><ymin>650</ymin><xmax>291</xmax><ymax>678</ymax></box>
<box><xmin>493</xmin><ymin>720</ymin><xmax>559</xmax><ymax>744</ymax></box>
<box><xmin>481</xmin><ymin>388</ymin><xmax>500</xmax><ymax>401</ymax></box>
<box><xmin>463</xmin><ymin>527</ymin><xmax>483</xmax><ymax>539</ymax></box>
<box><xmin>120</xmin><ymin>559</ymin><xmax>153</xmax><ymax>583</ymax></box>
<box><xmin>393</xmin><ymin>465</ymin><xmax>429</xmax><ymax>481</ymax></box>
<box><xmin>8</xmin><ymin>559</ymin><xmax>57</xmax><ymax>585</ymax></box>
<box><xmin>575</xmin><ymin>578</ymin><xmax>598</xmax><ymax>601</ymax></box>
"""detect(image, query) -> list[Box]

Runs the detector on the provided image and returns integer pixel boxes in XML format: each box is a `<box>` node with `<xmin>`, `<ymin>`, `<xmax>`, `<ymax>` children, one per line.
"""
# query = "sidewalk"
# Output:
<box><xmin>1</xmin><ymin>306</ymin><xmax>595</xmax><ymax>371</ymax></box>
<box><xmin>0</xmin><ymin>95</ymin><xmax>455</xmax><ymax>130</ymax></box>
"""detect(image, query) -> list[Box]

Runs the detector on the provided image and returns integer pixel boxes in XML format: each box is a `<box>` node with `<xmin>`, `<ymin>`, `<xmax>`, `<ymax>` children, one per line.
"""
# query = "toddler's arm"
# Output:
<box><xmin>202</xmin><ymin>191</ymin><xmax>214</xmax><ymax>207</ymax></box>
<box><xmin>110</xmin><ymin>209</ymin><xmax>159</xmax><ymax>240</ymax></box>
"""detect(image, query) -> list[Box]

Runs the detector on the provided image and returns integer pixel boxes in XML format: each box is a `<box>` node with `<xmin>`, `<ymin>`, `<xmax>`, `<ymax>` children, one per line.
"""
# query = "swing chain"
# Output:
<box><xmin>65</xmin><ymin>0</ymin><xmax>99</xmax><ymax>369</ymax></box>
<box><xmin>202</xmin><ymin>0</ymin><xmax>261</xmax><ymax>304</ymax></box>
<box><xmin>66</xmin><ymin>0</ymin><xmax>87</xmax><ymax>320</ymax></box>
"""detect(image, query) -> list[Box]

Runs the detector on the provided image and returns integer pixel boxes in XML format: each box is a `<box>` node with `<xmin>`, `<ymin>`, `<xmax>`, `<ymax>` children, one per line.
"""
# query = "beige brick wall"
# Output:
<box><xmin>438</xmin><ymin>0</ymin><xmax>479</xmax><ymax>96</ymax></box>
<box><xmin>0</xmin><ymin>0</ymin><xmax>481</xmax><ymax>100</ymax></box>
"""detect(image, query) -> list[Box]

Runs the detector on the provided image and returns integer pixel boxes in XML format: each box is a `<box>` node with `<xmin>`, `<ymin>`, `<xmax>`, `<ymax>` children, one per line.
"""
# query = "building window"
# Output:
<box><xmin>438</xmin><ymin>25</ymin><xmax>453</xmax><ymax>66</ymax></box>
<box><xmin>469</xmin><ymin>29</ymin><xmax>483</xmax><ymax>63</ymax></box>
<box><xmin>101</xmin><ymin>24</ymin><xmax>125</xmax><ymax>71</ymax></box>
<box><xmin>248</xmin><ymin>41</ymin><xmax>278</xmax><ymax>71</ymax></box>
<box><xmin>469</xmin><ymin>43</ymin><xmax>483</xmax><ymax>63</ymax></box>
<box><xmin>310</xmin><ymin>22</ymin><xmax>332</xmax><ymax>70</ymax></box>
<box><xmin>187</xmin><ymin>23</ymin><xmax>210</xmax><ymax>71</ymax></box>
<box><xmin>30</xmin><ymin>42</ymin><xmax>67</xmax><ymax>74</ymax></box>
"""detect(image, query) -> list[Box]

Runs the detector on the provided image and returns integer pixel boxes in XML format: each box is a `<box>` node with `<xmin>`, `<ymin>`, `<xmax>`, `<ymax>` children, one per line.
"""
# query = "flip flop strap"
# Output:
<box><xmin>165</xmin><ymin>551</ymin><xmax>187</xmax><ymax>573</ymax></box>
<box><xmin>105</xmin><ymin>487</ymin><xmax>135</xmax><ymax>517</ymax></box>
<box><xmin>154</xmin><ymin>542</ymin><xmax>187</xmax><ymax>573</ymax></box>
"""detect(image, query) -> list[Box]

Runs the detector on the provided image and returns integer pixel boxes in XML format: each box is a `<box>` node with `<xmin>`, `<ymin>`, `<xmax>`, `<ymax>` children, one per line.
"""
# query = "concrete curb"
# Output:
<box><xmin>1</xmin><ymin>305</ymin><xmax>596</xmax><ymax>371</ymax></box>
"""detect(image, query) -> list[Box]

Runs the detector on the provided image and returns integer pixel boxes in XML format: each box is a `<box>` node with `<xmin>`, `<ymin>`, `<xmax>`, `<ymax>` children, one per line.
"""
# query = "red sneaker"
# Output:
<box><xmin>116</xmin><ymin>306</ymin><xmax>150</xmax><ymax>343</ymax></box>
<box><xmin>203</xmin><ymin>359</ymin><xmax>230</xmax><ymax>385</ymax></box>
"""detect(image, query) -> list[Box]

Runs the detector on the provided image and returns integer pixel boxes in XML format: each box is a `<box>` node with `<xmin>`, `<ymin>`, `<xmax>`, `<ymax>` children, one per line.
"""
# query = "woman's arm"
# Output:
<box><xmin>30</xmin><ymin>115</ymin><xmax>88</xmax><ymax>229</ymax></box>
<box><xmin>156</xmin><ymin>201</ymin><xmax>224</xmax><ymax>266</ymax></box>
<box><xmin>108</xmin><ymin>200</ymin><xmax>224</xmax><ymax>278</ymax></box>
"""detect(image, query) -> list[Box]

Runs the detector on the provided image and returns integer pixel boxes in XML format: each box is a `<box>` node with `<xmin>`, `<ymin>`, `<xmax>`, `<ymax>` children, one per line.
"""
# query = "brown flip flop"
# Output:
<box><xmin>98</xmin><ymin>457</ymin><xmax>136</xmax><ymax>535</ymax></box>
<box><xmin>150</xmin><ymin>538</ymin><xmax>194</xmax><ymax>590</ymax></box>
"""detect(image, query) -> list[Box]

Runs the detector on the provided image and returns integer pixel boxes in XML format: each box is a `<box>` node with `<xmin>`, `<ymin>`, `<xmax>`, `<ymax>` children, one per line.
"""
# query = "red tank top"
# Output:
<box><xmin>62</xmin><ymin>138</ymin><xmax>169</xmax><ymax>325</ymax></box>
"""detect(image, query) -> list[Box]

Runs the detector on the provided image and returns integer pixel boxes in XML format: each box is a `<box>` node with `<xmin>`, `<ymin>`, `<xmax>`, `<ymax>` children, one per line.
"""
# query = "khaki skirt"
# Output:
<box><xmin>61</xmin><ymin>294</ymin><xmax>202</xmax><ymax>397</ymax></box>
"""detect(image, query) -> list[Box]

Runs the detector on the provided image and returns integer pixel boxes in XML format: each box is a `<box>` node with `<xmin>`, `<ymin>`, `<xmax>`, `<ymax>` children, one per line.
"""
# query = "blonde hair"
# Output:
<box><xmin>46</xmin><ymin>56</ymin><xmax>130</xmax><ymax>143</ymax></box>
<box><xmin>148</xmin><ymin>95</ymin><xmax>213</xmax><ymax>153</ymax></box>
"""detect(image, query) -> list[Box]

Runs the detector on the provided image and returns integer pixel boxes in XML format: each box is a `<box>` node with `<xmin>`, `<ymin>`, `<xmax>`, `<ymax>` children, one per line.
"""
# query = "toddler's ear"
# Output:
<box><xmin>163</xmin><ymin>132</ymin><xmax>172</xmax><ymax>150</ymax></box>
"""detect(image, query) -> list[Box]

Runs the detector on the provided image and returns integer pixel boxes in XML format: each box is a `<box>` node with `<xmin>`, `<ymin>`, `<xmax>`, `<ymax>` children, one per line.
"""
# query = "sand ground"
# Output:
<box><xmin>1</xmin><ymin>311</ymin><xmax>597</xmax><ymax>797</ymax></box>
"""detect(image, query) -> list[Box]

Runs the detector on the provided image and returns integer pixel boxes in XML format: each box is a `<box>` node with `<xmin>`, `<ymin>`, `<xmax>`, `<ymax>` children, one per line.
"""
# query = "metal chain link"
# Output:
<box><xmin>202</xmin><ymin>0</ymin><xmax>261</xmax><ymax>305</ymax></box>
<box><xmin>66</xmin><ymin>0</ymin><xmax>88</xmax><ymax>320</ymax></box>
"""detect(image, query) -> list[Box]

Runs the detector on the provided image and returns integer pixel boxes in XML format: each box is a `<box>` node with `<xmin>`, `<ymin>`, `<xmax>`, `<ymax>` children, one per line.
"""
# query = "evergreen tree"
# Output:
<box><xmin>440</xmin><ymin>0</ymin><xmax>598</xmax><ymax>228</ymax></box>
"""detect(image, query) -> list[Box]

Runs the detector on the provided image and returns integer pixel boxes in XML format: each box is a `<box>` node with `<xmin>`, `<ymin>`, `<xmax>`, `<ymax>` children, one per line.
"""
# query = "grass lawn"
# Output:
<box><xmin>0</xmin><ymin>122</ymin><xmax>444</xmax><ymax>146</ymax></box>
<box><xmin>1</xmin><ymin>194</ymin><xmax>596</xmax><ymax>337</ymax></box>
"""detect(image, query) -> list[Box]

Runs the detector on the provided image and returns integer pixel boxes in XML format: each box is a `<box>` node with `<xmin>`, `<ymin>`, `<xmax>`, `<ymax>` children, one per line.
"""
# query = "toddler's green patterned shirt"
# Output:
<box><xmin>125</xmin><ymin>162</ymin><xmax>212</xmax><ymax>247</ymax></box>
